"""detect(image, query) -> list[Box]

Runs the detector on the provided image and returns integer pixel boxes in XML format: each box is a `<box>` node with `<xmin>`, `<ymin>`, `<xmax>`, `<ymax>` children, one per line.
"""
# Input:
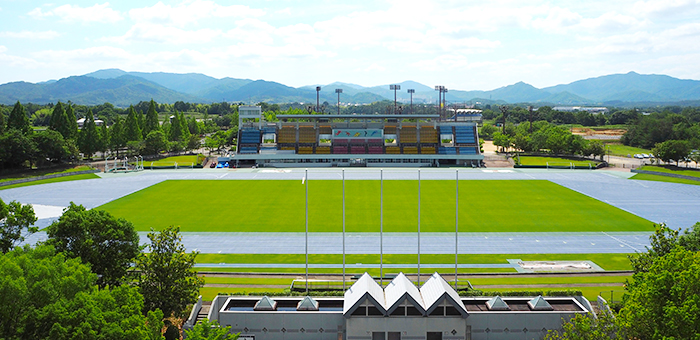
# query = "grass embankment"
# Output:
<box><xmin>517</xmin><ymin>156</ymin><xmax>598</xmax><ymax>167</ymax></box>
<box><xmin>147</xmin><ymin>155</ymin><xmax>205</xmax><ymax>167</ymax></box>
<box><xmin>604</xmin><ymin>143</ymin><xmax>651</xmax><ymax>157</ymax></box>
<box><xmin>0</xmin><ymin>166</ymin><xmax>100</xmax><ymax>190</ymax></box>
<box><xmin>99</xmin><ymin>180</ymin><xmax>652</xmax><ymax>233</ymax></box>
<box><xmin>630</xmin><ymin>165</ymin><xmax>700</xmax><ymax>186</ymax></box>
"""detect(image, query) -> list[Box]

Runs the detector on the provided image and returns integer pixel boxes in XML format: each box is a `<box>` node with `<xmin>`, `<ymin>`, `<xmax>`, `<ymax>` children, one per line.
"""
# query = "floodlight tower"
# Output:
<box><xmin>316</xmin><ymin>86</ymin><xmax>321</xmax><ymax>112</ymax></box>
<box><xmin>407</xmin><ymin>89</ymin><xmax>415</xmax><ymax>114</ymax></box>
<box><xmin>390</xmin><ymin>84</ymin><xmax>401</xmax><ymax>114</ymax></box>
<box><xmin>335</xmin><ymin>88</ymin><xmax>343</xmax><ymax>115</ymax></box>
<box><xmin>434</xmin><ymin>86</ymin><xmax>448</xmax><ymax>118</ymax></box>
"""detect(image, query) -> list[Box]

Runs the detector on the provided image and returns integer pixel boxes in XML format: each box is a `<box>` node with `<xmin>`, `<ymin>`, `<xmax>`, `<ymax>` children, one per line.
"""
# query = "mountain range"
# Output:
<box><xmin>1</xmin><ymin>69</ymin><xmax>700</xmax><ymax>107</ymax></box>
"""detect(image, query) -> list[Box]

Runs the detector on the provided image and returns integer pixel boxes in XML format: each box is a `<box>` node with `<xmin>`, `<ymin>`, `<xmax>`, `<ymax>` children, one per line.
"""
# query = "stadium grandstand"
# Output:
<box><xmin>226</xmin><ymin>106</ymin><xmax>483</xmax><ymax>168</ymax></box>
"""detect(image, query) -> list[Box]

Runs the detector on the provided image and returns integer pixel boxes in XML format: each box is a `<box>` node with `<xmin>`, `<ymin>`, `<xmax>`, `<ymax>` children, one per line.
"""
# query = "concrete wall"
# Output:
<box><xmin>466</xmin><ymin>312</ymin><xmax>578</xmax><ymax>340</ymax></box>
<box><xmin>218</xmin><ymin>311</ymin><xmax>345</xmax><ymax>340</ymax></box>
<box><xmin>347</xmin><ymin>316</ymin><xmax>467</xmax><ymax>340</ymax></box>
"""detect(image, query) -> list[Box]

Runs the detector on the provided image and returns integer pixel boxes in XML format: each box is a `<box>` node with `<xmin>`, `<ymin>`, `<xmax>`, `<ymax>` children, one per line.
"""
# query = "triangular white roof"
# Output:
<box><xmin>528</xmin><ymin>296</ymin><xmax>554</xmax><ymax>311</ymax></box>
<box><xmin>297</xmin><ymin>296</ymin><xmax>319</xmax><ymax>311</ymax></box>
<box><xmin>254</xmin><ymin>296</ymin><xmax>277</xmax><ymax>311</ymax></box>
<box><xmin>420</xmin><ymin>272</ymin><xmax>468</xmax><ymax>318</ymax></box>
<box><xmin>343</xmin><ymin>273</ymin><xmax>386</xmax><ymax>316</ymax></box>
<box><xmin>384</xmin><ymin>272</ymin><xmax>426</xmax><ymax>315</ymax></box>
<box><xmin>485</xmin><ymin>296</ymin><xmax>510</xmax><ymax>311</ymax></box>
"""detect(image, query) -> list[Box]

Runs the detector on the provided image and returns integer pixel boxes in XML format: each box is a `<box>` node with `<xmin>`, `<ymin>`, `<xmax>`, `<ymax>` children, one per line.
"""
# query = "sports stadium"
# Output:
<box><xmin>220</xmin><ymin>106</ymin><xmax>483</xmax><ymax>168</ymax></box>
<box><xmin>4</xmin><ymin>107</ymin><xmax>700</xmax><ymax>339</ymax></box>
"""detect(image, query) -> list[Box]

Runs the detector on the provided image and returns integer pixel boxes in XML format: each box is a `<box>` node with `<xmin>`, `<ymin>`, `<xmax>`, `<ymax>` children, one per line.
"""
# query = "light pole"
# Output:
<box><xmin>417</xmin><ymin>169</ymin><xmax>421</xmax><ymax>285</ymax></box>
<box><xmin>380</xmin><ymin>169</ymin><xmax>384</xmax><ymax>286</ymax></box>
<box><xmin>316</xmin><ymin>86</ymin><xmax>321</xmax><ymax>112</ymax></box>
<box><xmin>305</xmin><ymin>169</ymin><xmax>309</xmax><ymax>294</ymax></box>
<box><xmin>390</xmin><ymin>85</ymin><xmax>401</xmax><ymax>114</ymax></box>
<box><xmin>407</xmin><ymin>89</ymin><xmax>415</xmax><ymax>114</ymax></box>
<box><xmin>435</xmin><ymin>85</ymin><xmax>446</xmax><ymax>117</ymax></box>
<box><xmin>342</xmin><ymin>169</ymin><xmax>346</xmax><ymax>290</ymax></box>
<box><xmin>335</xmin><ymin>88</ymin><xmax>343</xmax><ymax>115</ymax></box>
<box><xmin>455</xmin><ymin>169</ymin><xmax>459</xmax><ymax>288</ymax></box>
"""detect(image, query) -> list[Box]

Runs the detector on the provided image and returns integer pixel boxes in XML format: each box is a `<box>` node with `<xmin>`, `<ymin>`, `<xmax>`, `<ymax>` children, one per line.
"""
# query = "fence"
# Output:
<box><xmin>0</xmin><ymin>169</ymin><xmax>100</xmax><ymax>187</ymax></box>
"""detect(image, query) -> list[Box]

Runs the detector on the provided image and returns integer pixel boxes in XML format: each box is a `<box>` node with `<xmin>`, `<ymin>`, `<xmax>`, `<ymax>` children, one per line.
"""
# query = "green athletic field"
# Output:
<box><xmin>98</xmin><ymin>179</ymin><xmax>652</xmax><ymax>232</ymax></box>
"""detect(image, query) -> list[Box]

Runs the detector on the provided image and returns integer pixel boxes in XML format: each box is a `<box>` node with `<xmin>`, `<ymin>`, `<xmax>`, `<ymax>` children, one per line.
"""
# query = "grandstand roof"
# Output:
<box><xmin>385</xmin><ymin>272</ymin><xmax>426</xmax><ymax>315</ymax></box>
<box><xmin>343</xmin><ymin>273</ymin><xmax>387</xmax><ymax>316</ymax></box>
<box><xmin>420</xmin><ymin>272</ymin><xmax>468</xmax><ymax>317</ymax></box>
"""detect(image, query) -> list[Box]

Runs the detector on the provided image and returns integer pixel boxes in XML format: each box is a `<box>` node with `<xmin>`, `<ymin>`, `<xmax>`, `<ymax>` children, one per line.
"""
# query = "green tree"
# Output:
<box><xmin>144</xmin><ymin>99</ymin><xmax>161</xmax><ymax>137</ymax></box>
<box><xmin>0</xmin><ymin>107</ymin><xmax>6</xmax><ymax>134</ymax></box>
<box><xmin>48</xmin><ymin>101</ymin><xmax>67</xmax><ymax>136</ymax></box>
<box><xmin>99</xmin><ymin>123</ymin><xmax>110</xmax><ymax>154</ymax></box>
<box><xmin>628</xmin><ymin>223</ymin><xmax>680</xmax><ymax>274</ymax></box>
<box><xmin>65</xmin><ymin>104</ymin><xmax>79</xmax><ymax>139</ymax></box>
<box><xmin>169</xmin><ymin>111</ymin><xmax>184</xmax><ymax>142</ymax></box>
<box><xmin>144</xmin><ymin>130</ymin><xmax>169</xmax><ymax>156</ymax></box>
<box><xmin>32</xmin><ymin>129</ymin><xmax>73</xmax><ymax>163</ymax></box>
<box><xmin>0</xmin><ymin>129</ymin><xmax>36</xmax><ymax>169</ymax></box>
<box><xmin>187</xmin><ymin>134</ymin><xmax>201</xmax><ymax>153</ymax></box>
<box><xmin>46</xmin><ymin>202</ymin><xmax>141</xmax><ymax>288</ymax></box>
<box><xmin>620</xmin><ymin>246</ymin><xmax>700</xmax><ymax>340</ymax></box>
<box><xmin>0</xmin><ymin>199</ymin><xmax>37</xmax><ymax>253</ymax></box>
<box><xmin>653</xmin><ymin>139</ymin><xmax>691</xmax><ymax>166</ymax></box>
<box><xmin>492</xmin><ymin>131</ymin><xmax>511</xmax><ymax>152</ymax></box>
<box><xmin>125</xmin><ymin>106</ymin><xmax>143</xmax><ymax>142</ymax></box>
<box><xmin>7</xmin><ymin>101</ymin><xmax>32</xmax><ymax>135</ymax></box>
<box><xmin>0</xmin><ymin>245</ymin><xmax>157</xmax><ymax>339</ymax></box>
<box><xmin>110</xmin><ymin>116</ymin><xmax>127</xmax><ymax>154</ymax></box>
<box><xmin>78</xmin><ymin>109</ymin><xmax>99</xmax><ymax>158</ymax></box>
<box><xmin>184</xmin><ymin>319</ymin><xmax>239</xmax><ymax>340</ymax></box>
<box><xmin>136</xmin><ymin>225</ymin><xmax>204</xmax><ymax>317</ymax></box>
<box><xmin>544</xmin><ymin>311</ymin><xmax>626</xmax><ymax>340</ymax></box>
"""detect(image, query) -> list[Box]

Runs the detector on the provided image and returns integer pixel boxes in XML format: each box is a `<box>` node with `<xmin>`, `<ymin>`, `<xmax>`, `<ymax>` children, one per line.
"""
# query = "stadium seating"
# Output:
<box><xmin>332</xmin><ymin>146</ymin><xmax>348</xmax><ymax>154</ymax></box>
<box><xmin>420</xmin><ymin>146</ymin><xmax>436</xmax><ymax>154</ymax></box>
<box><xmin>350</xmin><ymin>146</ymin><xmax>366</xmax><ymax>154</ymax></box>
<box><xmin>458</xmin><ymin>147</ymin><xmax>478</xmax><ymax>155</ymax></box>
<box><xmin>454</xmin><ymin>126</ymin><xmax>477</xmax><ymax>144</ymax></box>
<box><xmin>368</xmin><ymin>146</ymin><xmax>384</xmax><ymax>154</ymax></box>
<box><xmin>399</xmin><ymin>127</ymin><xmax>418</xmax><ymax>143</ymax></box>
<box><xmin>315</xmin><ymin>146</ymin><xmax>331</xmax><ymax>154</ymax></box>
<box><xmin>402</xmin><ymin>146</ymin><xmax>418</xmax><ymax>154</ymax></box>
<box><xmin>385</xmin><ymin>146</ymin><xmax>401</xmax><ymax>154</ymax></box>
<box><xmin>438</xmin><ymin>147</ymin><xmax>458</xmax><ymax>155</ymax></box>
<box><xmin>298</xmin><ymin>146</ymin><xmax>314</xmax><ymax>154</ymax></box>
<box><xmin>277</xmin><ymin>127</ymin><xmax>296</xmax><ymax>144</ymax></box>
<box><xmin>419</xmin><ymin>127</ymin><xmax>438</xmax><ymax>143</ymax></box>
<box><xmin>298</xmin><ymin>127</ymin><xmax>316</xmax><ymax>143</ymax></box>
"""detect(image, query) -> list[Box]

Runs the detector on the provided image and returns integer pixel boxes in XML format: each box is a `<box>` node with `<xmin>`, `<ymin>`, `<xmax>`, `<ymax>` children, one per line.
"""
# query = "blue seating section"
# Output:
<box><xmin>454</xmin><ymin>126</ymin><xmax>476</xmax><ymax>144</ymax></box>
<box><xmin>439</xmin><ymin>126</ymin><xmax>453</xmax><ymax>135</ymax></box>
<box><xmin>438</xmin><ymin>147</ymin><xmax>457</xmax><ymax>155</ymax></box>
<box><xmin>459</xmin><ymin>147</ymin><xmax>478</xmax><ymax>155</ymax></box>
<box><xmin>261</xmin><ymin>127</ymin><xmax>276</xmax><ymax>134</ymax></box>
<box><xmin>239</xmin><ymin>129</ymin><xmax>262</xmax><ymax>144</ymax></box>
<box><xmin>239</xmin><ymin>147</ymin><xmax>259</xmax><ymax>154</ymax></box>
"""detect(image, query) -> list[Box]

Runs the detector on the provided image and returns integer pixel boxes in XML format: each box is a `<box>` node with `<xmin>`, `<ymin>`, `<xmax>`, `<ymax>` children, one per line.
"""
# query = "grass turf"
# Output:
<box><xmin>631</xmin><ymin>173</ymin><xmax>700</xmax><ymax>186</ymax></box>
<box><xmin>196</xmin><ymin>253</ymin><xmax>633</xmax><ymax>271</ymax></box>
<box><xmin>517</xmin><ymin>156</ymin><xmax>598</xmax><ymax>167</ymax></box>
<box><xmin>638</xmin><ymin>165</ymin><xmax>700</xmax><ymax>178</ymax></box>
<box><xmin>0</xmin><ymin>165</ymin><xmax>93</xmax><ymax>182</ymax></box>
<box><xmin>98</xmin><ymin>180</ymin><xmax>652</xmax><ymax>233</ymax></box>
<box><xmin>0</xmin><ymin>173</ymin><xmax>100</xmax><ymax>191</ymax></box>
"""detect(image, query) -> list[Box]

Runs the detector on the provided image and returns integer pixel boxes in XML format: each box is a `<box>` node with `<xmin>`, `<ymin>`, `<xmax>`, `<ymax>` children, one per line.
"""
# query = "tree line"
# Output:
<box><xmin>481</xmin><ymin>120</ymin><xmax>606</xmax><ymax>159</ymax></box>
<box><xmin>0</xmin><ymin>197</ymin><xmax>237</xmax><ymax>340</ymax></box>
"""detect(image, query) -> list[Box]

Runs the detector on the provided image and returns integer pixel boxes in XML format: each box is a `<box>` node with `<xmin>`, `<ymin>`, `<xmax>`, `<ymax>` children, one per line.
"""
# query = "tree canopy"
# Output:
<box><xmin>0</xmin><ymin>199</ymin><xmax>37</xmax><ymax>253</ymax></box>
<box><xmin>46</xmin><ymin>202</ymin><xmax>141</xmax><ymax>288</ymax></box>
<box><xmin>136</xmin><ymin>225</ymin><xmax>204</xmax><ymax>317</ymax></box>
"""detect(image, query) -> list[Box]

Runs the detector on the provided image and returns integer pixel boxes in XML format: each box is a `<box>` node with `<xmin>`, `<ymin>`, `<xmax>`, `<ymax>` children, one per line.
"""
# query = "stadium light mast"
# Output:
<box><xmin>390</xmin><ymin>85</ymin><xmax>401</xmax><ymax>114</ymax></box>
<box><xmin>316</xmin><ymin>86</ymin><xmax>321</xmax><ymax>112</ymax></box>
<box><xmin>434</xmin><ymin>85</ymin><xmax>444</xmax><ymax>117</ymax></box>
<box><xmin>335</xmin><ymin>88</ymin><xmax>343</xmax><ymax>115</ymax></box>
<box><xmin>342</xmin><ymin>169</ymin><xmax>346</xmax><ymax>291</ymax></box>
<box><xmin>305</xmin><ymin>169</ymin><xmax>309</xmax><ymax>294</ymax></box>
<box><xmin>380</xmin><ymin>169</ymin><xmax>384</xmax><ymax>286</ymax></box>
<box><xmin>407</xmin><ymin>89</ymin><xmax>415</xmax><ymax>114</ymax></box>
<box><xmin>417</xmin><ymin>169</ymin><xmax>421</xmax><ymax>285</ymax></box>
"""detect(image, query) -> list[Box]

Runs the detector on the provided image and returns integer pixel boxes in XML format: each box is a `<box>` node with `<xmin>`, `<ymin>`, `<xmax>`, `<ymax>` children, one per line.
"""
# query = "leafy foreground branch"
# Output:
<box><xmin>546</xmin><ymin>222</ymin><xmax>700</xmax><ymax>340</ymax></box>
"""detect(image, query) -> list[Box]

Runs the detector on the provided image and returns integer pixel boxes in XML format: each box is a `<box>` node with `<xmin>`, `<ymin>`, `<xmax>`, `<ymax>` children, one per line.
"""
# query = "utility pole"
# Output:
<box><xmin>407</xmin><ymin>89</ymin><xmax>415</xmax><ymax>114</ymax></box>
<box><xmin>315</xmin><ymin>86</ymin><xmax>321</xmax><ymax>112</ymax></box>
<box><xmin>335</xmin><ymin>89</ymin><xmax>343</xmax><ymax>115</ymax></box>
<box><xmin>390</xmin><ymin>85</ymin><xmax>401</xmax><ymax>114</ymax></box>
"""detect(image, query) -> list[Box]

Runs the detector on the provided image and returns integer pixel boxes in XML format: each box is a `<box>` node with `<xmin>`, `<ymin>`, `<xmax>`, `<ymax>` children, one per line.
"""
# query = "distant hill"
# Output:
<box><xmin>544</xmin><ymin>72</ymin><xmax>700</xmax><ymax>103</ymax></box>
<box><xmin>0</xmin><ymin>75</ymin><xmax>199</xmax><ymax>106</ymax></box>
<box><xmin>2</xmin><ymin>68</ymin><xmax>700</xmax><ymax>106</ymax></box>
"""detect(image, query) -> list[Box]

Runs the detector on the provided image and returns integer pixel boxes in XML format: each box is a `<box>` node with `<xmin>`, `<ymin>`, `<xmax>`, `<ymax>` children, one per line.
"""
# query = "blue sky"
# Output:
<box><xmin>1</xmin><ymin>0</ymin><xmax>700</xmax><ymax>91</ymax></box>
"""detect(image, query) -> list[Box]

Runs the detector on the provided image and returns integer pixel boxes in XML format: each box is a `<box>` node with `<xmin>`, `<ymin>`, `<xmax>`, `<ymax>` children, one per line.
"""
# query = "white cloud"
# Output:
<box><xmin>0</xmin><ymin>30</ymin><xmax>61</xmax><ymax>39</ymax></box>
<box><xmin>105</xmin><ymin>23</ymin><xmax>221</xmax><ymax>44</ymax></box>
<box><xmin>28</xmin><ymin>3</ymin><xmax>123</xmax><ymax>23</ymax></box>
<box><xmin>129</xmin><ymin>1</ymin><xmax>264</xmax><ymax>26</ymax></box>
<box><xmin>633</xmin><ymin>0</ymin><xmax>700</xmax><ymax>16</ymax></box>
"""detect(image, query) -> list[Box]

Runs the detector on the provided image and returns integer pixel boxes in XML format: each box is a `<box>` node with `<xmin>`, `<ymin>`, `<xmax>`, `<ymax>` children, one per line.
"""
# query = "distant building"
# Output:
<box><xmin>552</xmin><ymin>106</ymin><xmax>608</xmax><ymax>114</ymax></box>
<box><xmin>200</xmin><ymin>272</ymin><xmax>592</xmax><ymax>340</ymax></box>
<box><xmin>76</xmin><ymin>118</ymin><xmax>104</xmax><ymax>128</ymax></box>
<box><xmin>447</xmin><ymin>109</ymin><xmax>483</xmax><ymax>122</ymax></box>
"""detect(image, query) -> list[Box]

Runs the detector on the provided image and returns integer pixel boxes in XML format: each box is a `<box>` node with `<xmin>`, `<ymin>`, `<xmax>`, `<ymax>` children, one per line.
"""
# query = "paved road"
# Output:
<box><xmin>4</xmin><ymin>167</ymin><xmax>700</xmax><ymax>254</ymax></box>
